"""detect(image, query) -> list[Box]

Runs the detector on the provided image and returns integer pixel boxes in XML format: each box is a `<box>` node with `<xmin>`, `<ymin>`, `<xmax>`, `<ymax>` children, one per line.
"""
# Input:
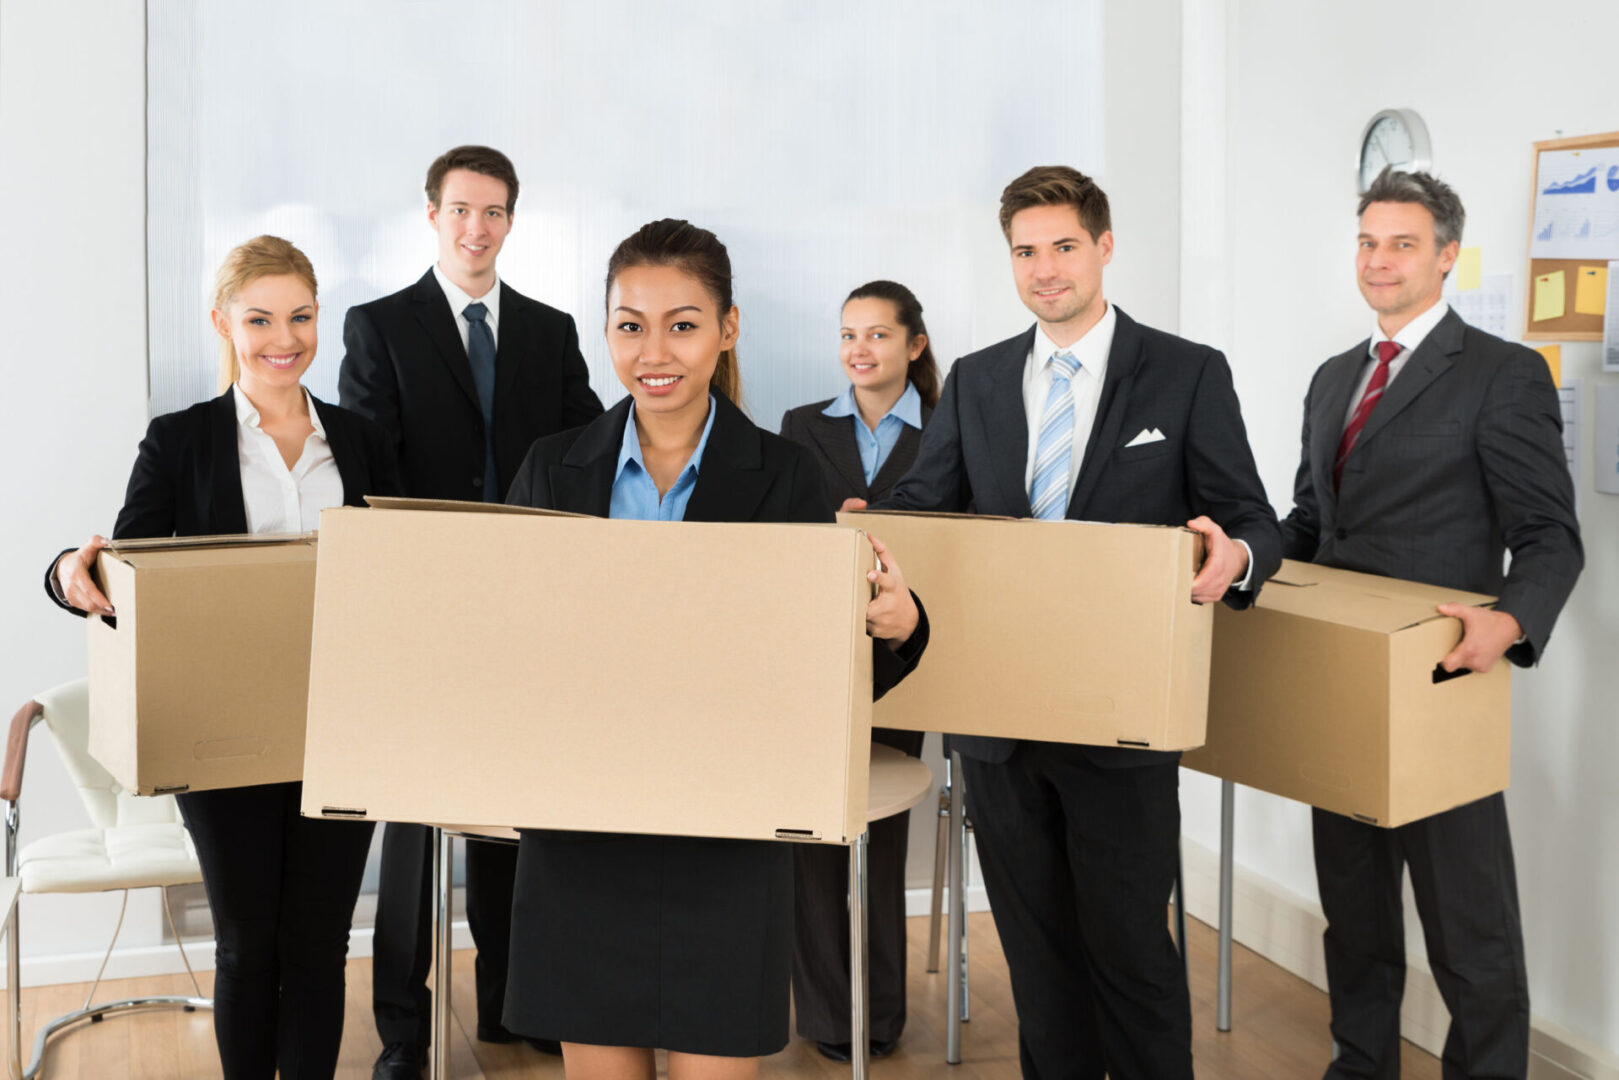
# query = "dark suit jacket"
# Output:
<box><xmin>1280</xmin><ymin>308</ymin><xmax>1582</xmax><ymax>664</ymax></box>
<box><xmin>507</xmin><ymin>393</ymin><xmax>928</xmax><ymax>697</ymax></box>
<box><xmin>878</xmin><ymin>306</ymin><xmax>1283</xmax><ymax>766</ymax></box>
<box><xmin>338</xmin><ymin>268</ymin><xmax>603</xmax><ymax>502</ymax></box>
<box><xmin>45</xmin><ymin>386</ymin><xmax>400</xmax><ymax>614</ymax></box>
<box><xmin>779</xmin><ymin>398</ymin><xmax>934</xmax><ymax>506</ymax></box>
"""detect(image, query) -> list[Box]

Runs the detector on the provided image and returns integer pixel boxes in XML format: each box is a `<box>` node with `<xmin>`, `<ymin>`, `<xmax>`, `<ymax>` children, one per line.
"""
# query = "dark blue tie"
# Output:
<box><xmin>463</xmin><ymin>302</ymin><xmax>499</xmax><ymax>501</ymax></box>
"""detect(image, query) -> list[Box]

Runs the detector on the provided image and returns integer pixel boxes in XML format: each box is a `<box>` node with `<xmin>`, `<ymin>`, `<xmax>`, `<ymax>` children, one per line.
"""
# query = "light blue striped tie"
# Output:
<box><xmin>1030</xmin><ymin>350</ymin><xmax>1081</xmax><ymax>520</ymax></box>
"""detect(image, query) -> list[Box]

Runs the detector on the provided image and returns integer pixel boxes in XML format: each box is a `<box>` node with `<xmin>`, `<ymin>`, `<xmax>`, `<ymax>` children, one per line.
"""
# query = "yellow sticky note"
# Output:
<box><xmin>1533</xmin><ymin>271</ymin><xmax>1566</xmax><ymax>321</ymax></box>
<box><xmin>1535</xmin><ymin>345</ymin><xmax>1562</xmax><ymax>387</ymax></box>
<box><xmin>1575</xmin><ymin>265</ymin><xmax>1608</xmax><ymax>315</ymax></box>
<box><xmin>1455</xmin><ymin>247</ymin><xmax>1482</xmax><ymax>290</ymax></box>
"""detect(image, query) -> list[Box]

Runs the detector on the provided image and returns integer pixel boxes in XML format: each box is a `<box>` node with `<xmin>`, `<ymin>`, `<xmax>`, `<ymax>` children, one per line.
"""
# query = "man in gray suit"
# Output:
<box><xmin>1282</xmin><ymin>168</ymin><xmax>1583</xmax><ymax>1079</ymax></box>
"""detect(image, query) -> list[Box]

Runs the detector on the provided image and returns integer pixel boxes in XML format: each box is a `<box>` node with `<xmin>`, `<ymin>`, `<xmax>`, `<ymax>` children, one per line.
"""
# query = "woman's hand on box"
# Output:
<box><xmin>57</xmin><ymin>536</ymin><xmax>115</xmax><ymax>616</ymax></box>
<box><xmin>863</xmin><ymin>535</ymin><xmax>919</xmax><ymax>647</ymax></box>
<box><xmin>840</xmin><ymin>497</ymin><xmax>868</xmax><ymax>513</ymax></box>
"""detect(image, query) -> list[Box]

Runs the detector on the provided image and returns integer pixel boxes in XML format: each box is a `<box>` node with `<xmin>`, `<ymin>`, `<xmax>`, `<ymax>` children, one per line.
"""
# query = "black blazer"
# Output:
<box><xmin>507</xmin><ymin>393</ymin><xmax>928</xmax><ymax>696</ymax></box>
<box><xmin>338</xmin><ymin>268</ymin><xmax>603</xmax><ymax>503</ymax></box>
<box><xmin>45</xmin><ymin>387</ymin><xmax>400</xmax><ymax>614</ymax></box>
<box><xmin>779</xmin><ymin>396</ymin><xmax>934</xmax><ymax>506</ymax></box>
<box><xmin>1280</xmin><ymin>308</ymin><xmax>1582</xmax><ymax>664</ymax></box>
<box><xmin>879</xmin><ymin>306</ymin><xmax>1283</xmax><ymax>766</ymax></box>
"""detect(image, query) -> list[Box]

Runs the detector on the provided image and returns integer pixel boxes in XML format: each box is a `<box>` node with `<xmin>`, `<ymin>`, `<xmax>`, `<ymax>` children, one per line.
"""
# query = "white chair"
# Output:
<box><xmin>2</xmin><ymin>679</ymin><xmax>211</xmax><ymax>1079</ymax></box>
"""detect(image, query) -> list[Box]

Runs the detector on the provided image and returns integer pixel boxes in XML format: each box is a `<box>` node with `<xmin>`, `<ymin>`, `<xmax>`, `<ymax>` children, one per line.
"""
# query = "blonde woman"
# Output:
<box><xmin>46</xmin><ymin>236</ymin><xmax>399</xmax><ymax>1080</ymax></box>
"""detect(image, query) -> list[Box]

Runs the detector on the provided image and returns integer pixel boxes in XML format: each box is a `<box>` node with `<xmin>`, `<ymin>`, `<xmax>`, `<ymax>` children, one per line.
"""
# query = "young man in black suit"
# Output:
<box><xmin>1284</xmin><ymin>169</ymin><xmax>1582</xmax><ymax>1079</ymax></box>
<box><xmin>339</xmin><ymin>145</ymin><xmax>603</xmax><ymax>1080</ymax></box>
<box><xmin>866</xmin><ymin>166</ymin><xmax>1282</xmax><ymax>1079</ymax></box>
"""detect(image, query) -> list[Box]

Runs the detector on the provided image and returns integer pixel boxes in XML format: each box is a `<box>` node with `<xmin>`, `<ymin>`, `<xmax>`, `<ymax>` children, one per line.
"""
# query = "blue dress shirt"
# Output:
<box><xmin>609</xmin><ymin>397</ymin><xmax>718</xmax><ymax>522</ymax></box>
<box><xmin>820</xmin><ymin>382</ymin><xmax>924</xmax><ymax>486</ymax></box>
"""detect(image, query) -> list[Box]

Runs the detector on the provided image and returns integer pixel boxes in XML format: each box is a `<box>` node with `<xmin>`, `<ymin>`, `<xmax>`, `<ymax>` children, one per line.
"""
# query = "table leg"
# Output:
<box><xmin>1218</xmin><ymin>779</ymin><xmax>1234</xmax><ymax>1033</ymax></box>
<box><xmin>849</xmin><ymin>830</ymin><xmax>870</xmax><ymax>1080</ymax></box>
<box><xmin>431</xmin><ymin>828</ymin><xmax>453</xmax><ymax>1080</ymax></box>
<box><xmin>945</xmin><ymin>750</ymin><xmax>965</xmax><ymax>1065</ymax></box>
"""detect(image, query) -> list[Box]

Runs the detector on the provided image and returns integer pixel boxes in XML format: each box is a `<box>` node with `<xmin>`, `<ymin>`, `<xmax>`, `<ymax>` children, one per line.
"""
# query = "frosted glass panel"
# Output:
<box><xmin>148</xmin><ymin>0</ymin><xmax>1102</xmax><ymax>430</ymax></box>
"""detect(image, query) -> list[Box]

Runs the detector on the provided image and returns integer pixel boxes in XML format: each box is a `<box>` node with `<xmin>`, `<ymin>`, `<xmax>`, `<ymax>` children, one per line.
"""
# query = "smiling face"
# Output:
<box><xmin>211</xmin><ymin>273</ymin><xmax>318</xmax><ymax>396</ymax></box>
<box><xmin>429</xmin><ymin>168</ymin><xmax>513</xmax><ymax>294</ymax></box>
<box><xmin>607</xmin><ymin>263</ymin><xmax>738</xmax><ymax>424</ymax></box>
<box><xmin>1008</xmin><ymin>203</ymin><xmax>1113</xmax><ymax>344</ymax></box>
<box><xmin>840</xmin><ymin>296</ymin><xmax>922</xmax><ymax>396</ymax></box>
<box><xmin>1356</xmin><ymin>200</ymin><xmax>1457</xmax><ymax>333</ymax></box>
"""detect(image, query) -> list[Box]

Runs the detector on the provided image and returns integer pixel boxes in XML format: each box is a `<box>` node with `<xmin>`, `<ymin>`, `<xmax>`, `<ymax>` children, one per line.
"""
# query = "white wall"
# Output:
<box><xmin>1178</xmin><ymin>0</ymin><xmax>1619</xmax><ymax>1061</ymax></box>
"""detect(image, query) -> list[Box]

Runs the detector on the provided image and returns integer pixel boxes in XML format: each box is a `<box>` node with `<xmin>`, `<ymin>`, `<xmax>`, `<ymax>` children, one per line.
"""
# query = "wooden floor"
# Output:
<box><xmin>4</xmin><ymin>912</ymin><xmax>1442</xmax><ymax>1078</ymax></box>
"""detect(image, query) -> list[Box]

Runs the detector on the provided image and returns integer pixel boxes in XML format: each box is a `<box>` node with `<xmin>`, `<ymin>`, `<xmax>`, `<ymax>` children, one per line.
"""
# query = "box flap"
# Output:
<box><xmin>363</xmin><ymin>495</ymin><xmax>587</xmax><ymax>518</ymax></box>
<box><xmin>107</xmin><ymin>532</ymin><xmax>314</xmax><ymax>552</ymax></box>
<box><xmin>1260</xmin><ymin>560</ymin><xmax>1497</xmax><ymax>633</ymax></box>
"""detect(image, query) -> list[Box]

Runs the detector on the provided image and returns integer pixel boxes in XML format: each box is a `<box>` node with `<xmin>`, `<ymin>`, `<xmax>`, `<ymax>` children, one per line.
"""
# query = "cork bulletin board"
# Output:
<box><xmin>1524</xmin><ymin>130</ymin><xmax>1619</xmax><ymax>341</ymax></box>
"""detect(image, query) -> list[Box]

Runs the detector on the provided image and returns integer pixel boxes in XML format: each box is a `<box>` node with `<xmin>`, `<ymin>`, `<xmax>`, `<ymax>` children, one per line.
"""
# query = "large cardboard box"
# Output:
<box><xmin>299</xmin><ymin>499</ymin><xmax>878</xmax><ymax>844</ymax></box>
<box><xmin>88</xmin><ymin>534</ymin><xmax>318</xmax><ymax>795</ymax></box>
<box><xmin>840</xmin><ymin>511</ymin><xmax>1211</xmax><ymax>750</ymax></box>
<box><xmin>1182</xmin><ymin>560</ymin><xmax>1510</xmax><ymax>827</ymax></box>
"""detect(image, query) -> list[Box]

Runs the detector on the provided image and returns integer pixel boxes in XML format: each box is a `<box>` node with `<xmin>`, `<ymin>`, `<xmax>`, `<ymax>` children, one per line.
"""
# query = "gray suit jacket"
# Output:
<box><xmin>879</xmin><ymin>307</ymin><xmax>1283</xmax><ymax>766</ymax></box>
<box><xmin>1279</xmin><ymin>308</ymin><xmax>1582</xmax><ymax>664</ymax></box>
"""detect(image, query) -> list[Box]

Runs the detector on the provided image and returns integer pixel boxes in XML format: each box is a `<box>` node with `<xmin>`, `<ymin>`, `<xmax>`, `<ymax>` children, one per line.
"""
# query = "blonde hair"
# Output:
<box><xmin>213</xmin><ymin>235</ymin><xmax>319</xmax><ymax>393</ymax></box>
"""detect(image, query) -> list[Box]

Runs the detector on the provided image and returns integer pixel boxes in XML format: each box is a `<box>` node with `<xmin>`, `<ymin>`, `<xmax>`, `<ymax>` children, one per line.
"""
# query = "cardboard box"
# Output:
<box><xmin>1182</xmin><ymin>560</ymin><xmax>1510</xmax><ymax>827</ymax></box>
<box><xmin>840</xmin><ymin>511</ymin><xmax>1212</xmax><ymax>750</ymax></box>
<box><xmin>299</xmin><ymin>499</ymin><xmax>877</xmax><ymax>844</ymax></box>
<box><xmin>88</xmin><ymin>534</ymin><xmax>318</xmax><ymax>795</ymax></box>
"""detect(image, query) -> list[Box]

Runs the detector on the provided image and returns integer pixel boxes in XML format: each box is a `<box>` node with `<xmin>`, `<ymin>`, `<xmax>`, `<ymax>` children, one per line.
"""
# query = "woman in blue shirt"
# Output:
<box><xmin>778</xmin><ymin>280</ymin><xmax>940</xmax><ymax>1061</ymax></box>
<box><xmin>501</xmin><ymin>219</ymin><xmax>929</xmax><ymax>1079</ymax></box>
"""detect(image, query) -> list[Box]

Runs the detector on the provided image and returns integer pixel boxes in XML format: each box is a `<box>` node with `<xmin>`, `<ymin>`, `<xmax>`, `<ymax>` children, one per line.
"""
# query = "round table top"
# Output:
<box><xmin>442</xmin><ymin>743</ymin><xmax>935</xmax><ymax>844</ymax></box>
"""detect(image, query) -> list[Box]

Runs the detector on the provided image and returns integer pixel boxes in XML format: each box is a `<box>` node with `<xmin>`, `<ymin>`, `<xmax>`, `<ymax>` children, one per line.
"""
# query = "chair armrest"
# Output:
<box><xmin>1</xmin><ymin>700</ymin><xmax>44</xmax><ymax>802</ymax></box>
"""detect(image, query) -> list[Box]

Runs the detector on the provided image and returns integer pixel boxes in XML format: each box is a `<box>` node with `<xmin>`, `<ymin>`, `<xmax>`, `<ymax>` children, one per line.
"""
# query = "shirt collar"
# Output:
<box><xmin>1369</xmin><ymin>299</ymin><xmax>1449</xmax><ymax>359</ymax></box>
<box><xmin>432</xmin><ymin>262</ymin><xmax>501</xmax><ymax>323</ymax></box>
<box><xmin>820</xmin><ymin>382</ymin><xmax>925</xmax><ymax>430</ymax></box>
<box><xmin>1032</xmin><ymin>301</ymin><xmax>1116</xmax><ymax>378</ymax></box>
<box><xmin>616</xmin><ymin>395</ymin><xmax>718</xmax><ymax>482</ymax></box>
<box><xmin>233</xmin><ymin>383</ymin><xmax>326</xmax><ymax>438</ymax></box>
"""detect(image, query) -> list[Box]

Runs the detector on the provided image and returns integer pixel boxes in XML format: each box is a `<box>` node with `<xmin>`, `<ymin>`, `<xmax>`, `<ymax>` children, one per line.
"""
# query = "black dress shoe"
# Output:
<box><xmin>815</xmin><ymin>1041</ymin><xmax>853</xmax><ymax>1063</ymax></box>
<box><xmin>871</xmin><ymin>1037</ymin><xmax>899</xmax><ymax>1058</ymax></box>
<box><xmin>372</xmin><ymin>1042</ymin><xmax>427</xmax><ymax>1080</ymax></box>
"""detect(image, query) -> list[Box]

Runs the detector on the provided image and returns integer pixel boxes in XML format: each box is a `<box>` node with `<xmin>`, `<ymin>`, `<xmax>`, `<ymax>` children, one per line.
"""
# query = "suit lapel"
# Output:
<box><xmin>1311</xmin><ymin>344</ymin><xmax>1367</xmax><ymax>498</ymax></box>
<box><xmin>211</xmin><ymin>389</ymin><xmax>249</xmax><ymax>534</ymax></box>
<box><xmin>410</xmin><ymin>269</ymin><xmax>480</xmax><ymax>409</ymax></box>
<box><xmin>548</xmin><ymin>398</ymin><xmax>627</xmax><ymax>518</ymax></box>
<box><xmin>804</xmin><ymin>411</ymin><xmax>870</xmax><ymax>498</ymax></box>
<box><xmin>980</xmin><ymin>329</ymin><xmax>1036</xmax><ymax>516</ymax></box>
<box><xmin>1353</xmin><ymin>309</ymin><xmax>1463</xmax><ymax>450</ymax></box>
<box><xmin>1066</xmin><ymin>308</ymin><xmax>1143</xmax><ymax>519</ymax></box>
<box><xmin>870</xmin><ymin>409</ymin><xmax>930</xmax><ymax>497</ymax></box>
<box><xmin>685</xmin><ymin>395</ymin><xmax>772</xmax><ymax>522</ymax></box>
<box><xmin>311</xmin><ymin>395</ymin><xmax>363</xmax><ymax>506</ymax></box>
<box><xmin>492</xmin><ymin>281</ymin><xmax>524</xmax><ymax>408</ymax></box>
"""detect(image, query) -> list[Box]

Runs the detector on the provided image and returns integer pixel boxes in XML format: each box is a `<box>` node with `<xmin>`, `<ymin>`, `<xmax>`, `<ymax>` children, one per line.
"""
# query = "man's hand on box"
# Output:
<box><xmin>1436</xmin><ymin>604</ymin><xmax>1522</xmax><ymax>674</ymax></box>
<box><xmin>1185</xmin><ymin>515</ymin><xmax>1249</xmax><ymax>605</ymax></box>
<box><xmin>57</xmin><ymin>535</ymin><xmax>115</xmax><ymax>616</ymax></box>
<box><xmin>841</xmin><ymin>497</ymin><xmax>868</xmax><ymax>513</ymax></box>
<box><xmin>863</xmin><ymin>534</ymin><xmax>920</xmax><ymax>647</ymax></box>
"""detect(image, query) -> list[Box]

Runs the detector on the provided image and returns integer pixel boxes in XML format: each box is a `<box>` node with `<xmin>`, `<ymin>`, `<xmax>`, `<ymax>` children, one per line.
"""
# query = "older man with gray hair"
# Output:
<box><xmin>1280</xmin><ymin>167</ymin><xmax>1583</xmax><ymax>1078</ymax></box>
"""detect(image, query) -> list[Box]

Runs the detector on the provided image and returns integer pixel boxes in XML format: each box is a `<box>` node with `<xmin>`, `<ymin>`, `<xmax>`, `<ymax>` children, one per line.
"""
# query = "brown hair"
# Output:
<box><xmin>998</xmin><ymin>165</ymin><xmax>1112</xmax><ymax>242</ymax></box>
<box><xmin>1358</xmin><ymin>167</ymin><xmax>1466</xmax><ymax>255</ymax></box>
<box><xmin>605</xmin><ymin>219</ymin><xmax>743</xmax><ymax>406</ymax></box>
<box><xmin>212</xmin><ymin>235</ymin><xmax>318</xmax><ymax>394</ymax></box>
<box><xmin>843</xmin><ymin>280</ymin><xmax>941</xmax><ymax>409</ymax></box>
<box><xmin>425</xmin><ymin>145</ymin><xmax>519</xmax><ymax>216</ymax></box>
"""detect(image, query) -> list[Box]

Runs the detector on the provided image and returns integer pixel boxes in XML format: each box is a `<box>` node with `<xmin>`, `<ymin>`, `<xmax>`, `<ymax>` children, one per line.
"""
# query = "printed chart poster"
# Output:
<box><xmin>1531</xmin><ymin>148</ymin><xmax>1619</xmax><ymax>261</ymax></box>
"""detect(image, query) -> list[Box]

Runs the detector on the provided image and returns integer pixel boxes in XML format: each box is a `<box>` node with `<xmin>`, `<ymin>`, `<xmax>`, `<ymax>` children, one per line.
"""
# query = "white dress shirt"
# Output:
<box><xmin>1345</xmin><ymin>299</ymin><xmax>1450</xmax><ymax>425</ymax></box>
<box><xmin>432</xmin><ymin>262</ymin><xmax>501</xmax><ymax>356</ymax></box>
<box><xmin>235</xmin><ymin>385</ymin><xmax>345</xmax><ymax>534</ymax></box>
<box><xmin>1022</xmin><ymin>302</ymin><xmax>1116</xmax><ymax>498</ymax></box>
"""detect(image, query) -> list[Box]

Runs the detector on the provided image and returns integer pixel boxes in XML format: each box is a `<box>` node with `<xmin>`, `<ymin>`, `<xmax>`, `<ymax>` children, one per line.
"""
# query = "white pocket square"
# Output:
<box><xmin>1124</xmin><ymin>428</ymin><xmax>1166</xmax><ymax>448</ymax></box>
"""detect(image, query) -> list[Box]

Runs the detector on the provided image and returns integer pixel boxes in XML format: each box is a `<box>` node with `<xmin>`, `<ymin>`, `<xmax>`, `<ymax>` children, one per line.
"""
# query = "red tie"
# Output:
<box><xmin>1333</xmin><ymin>340</ymin><xmax>1402</xmax><ymax>489</ymax></box>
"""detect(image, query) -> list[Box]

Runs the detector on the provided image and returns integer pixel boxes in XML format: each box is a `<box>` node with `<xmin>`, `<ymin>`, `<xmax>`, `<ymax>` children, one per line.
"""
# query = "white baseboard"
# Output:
<box><xmin>1179</xmin><ymin>838</ymin><xmax>1619</xmax><ymax>1080</ymax></box>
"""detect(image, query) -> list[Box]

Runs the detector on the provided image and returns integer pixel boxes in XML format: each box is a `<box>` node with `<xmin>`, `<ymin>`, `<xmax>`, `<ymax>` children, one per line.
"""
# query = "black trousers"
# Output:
<box><xmin>176</xmin><ymin>782</ymin><xmax>374</xmax><ymax>1080</ymax></box>
<box><xmin>372</xmin><ymin>822</ymin><xmax>518</xmax><ymax>1045</ymax></box>
<box><xmin>1313</xmin><ymin>793</ymin><xmax>1529</xmax><ymax>1080</ymax></box>
<box><xmin>962</xmin><ymin>743</ymin><xmax>1191</xmax><ymax>1080</ymax></box>
<box><xmin>790</xmin><ymin>727</ymin><xmax>923</xmax><ymax>1044</ymax></box>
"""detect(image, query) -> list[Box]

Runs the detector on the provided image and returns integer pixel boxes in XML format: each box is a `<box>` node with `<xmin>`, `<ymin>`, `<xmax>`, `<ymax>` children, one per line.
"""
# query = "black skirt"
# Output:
<box><xmin>502</xmin><ymin>828</ymin><xmax>793</xmax><ymax>1057</ymax></box>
